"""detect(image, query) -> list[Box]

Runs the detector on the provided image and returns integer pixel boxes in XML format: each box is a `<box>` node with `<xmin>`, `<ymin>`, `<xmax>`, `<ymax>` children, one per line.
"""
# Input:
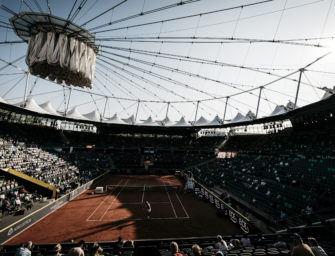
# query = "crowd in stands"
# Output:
<box><xmin>2</xmin><ymin>232</ymin><xmax>332</xmax><ymax>256</ymax></box>
<box><xmin>0</xmin><ymin>120</ymin><xmax>220</xmax><ymax>223</ymax></box>
<box><xmin>187</xmin><ymin>129</ymin><xmax>335</xmax><ymax>227</ymax></box>
<box><xmin>0</xmin><ymin>177</ymin><xmax>40</xmax><ymax>218</ymax></box>
<box><xmin>0</xmin><ymin>124</ymin><xmax>108</xmax><ymax>220</ymax></box>
<box><xmin>0</xmin><ymin>135</ymin><xmax>105</xmax><ymax>194</ymax></box>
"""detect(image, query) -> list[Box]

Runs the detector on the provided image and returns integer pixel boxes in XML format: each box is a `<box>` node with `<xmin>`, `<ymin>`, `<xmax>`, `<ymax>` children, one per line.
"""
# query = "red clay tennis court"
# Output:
<box><xmin>5</xmin><ymin>174</ymin><xmax>242</xmax><ymax>245</ymax></box>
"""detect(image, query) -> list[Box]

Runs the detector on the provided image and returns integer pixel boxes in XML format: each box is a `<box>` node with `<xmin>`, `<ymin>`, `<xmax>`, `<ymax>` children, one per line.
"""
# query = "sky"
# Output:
<box><xmin>0</xmin><ymin>0</ymin><xmax>335</xmax><ymax>123</ymax></box>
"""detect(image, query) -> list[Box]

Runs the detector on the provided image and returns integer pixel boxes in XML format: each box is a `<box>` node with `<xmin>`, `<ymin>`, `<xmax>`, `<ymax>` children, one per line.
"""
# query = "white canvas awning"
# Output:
<box><xmin>320</xmin><ymin>86</ymin><xmax>335</xmax><ymax>100</ymax></box>
<box><xmin>161</xmin><ymin>116</ymin><xmax>175</xmax><ymax>126</ymax></box>
<box><xmin>172</xmin><ymin>117</ymin><xmax>191</xmax><ymax>127</ymax></box>
<box><xmin>230</xmin><ymin>112</ymin><xmax>246</xmax><ymax>123</ymax></box>
<box><xmin>286</xmin><ymin>101</ymin><xmax>297</xmax><ymax>110</ymax></box>
<box><xmin>122</xmin><ymin>115</ymin><xmax>136</xmax><ymax>125</ymax></box>
<box><xmin>106</xmin><ymin>114</ymin><xmax>126</xmax><ymax>124</ymax></box>
<box><xmin>194</xmin><ymin>116</ymin><xmax>209</xmax><ymax>126</ymax></box>
<box><xmin>39</xmin><ymin>101</ymin><xmax>61</xmax><ymax>116</ymax></box>
<box><xmin>83</xmin><ymin>110</ymin><xmax>101</xmax><ymax>122</ymax></box>
<box><xmin>207</xmin><ymin>115</ymin><xmax>222</xmax><ymax>126</ymax></box>
<box><xmin>139</xmin><ymin>116</ymin><xmax>160</xmax><ymax>126</ymax></box>
<box><xmin>0</xmin><ymin>96</ymin><xmax>7</xmax><ymax>104</ymax></box>
<box><xmin>245</xmin><ymin>110</ymin><xmax>256</xmax><ymax>121</ymax></box>
<box><xmin>322</xmin><ymin>91</ymin><xmax>332</xmax><ymax>100</ymax></box>
<box><xmin>66</xmin><ymin>107</ymin><xmax>89</xmax><ymax>120</ymax></box>
<box><xmin>269</xmin><ymin>105</ymin><xmax>287</xmax><ymax>116</ymax></box>
<box><xmin>18</xmin><ymin>98</ymin><xmax>50</xmax><ymax>115</ymax></box>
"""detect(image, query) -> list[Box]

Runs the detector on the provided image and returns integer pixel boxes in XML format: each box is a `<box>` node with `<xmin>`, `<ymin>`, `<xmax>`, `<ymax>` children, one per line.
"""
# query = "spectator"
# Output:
<box><xmin>170</xmin><ymin>241</ymin><xmax>183</xmax><ymax>256</ymax></box>
<box><xmin>257</xmin><ymin>233</ymin><xmax>266</xmax><ymax>244</ymax></box>
<box><xmin>280</xmin><ymin>211</ymin><xmax>287</xmax><ymax>219</ymax></box>
<box><xmin>15</xmin><ymin>241</ymin><xmax>33</xmax><ymax>256</ymax></box>
<box><xmin>192</xmin><ymin>244</ymin><xmax>203</xmax><ymax>256</ymax></box>
<box><xmin>305</xmin><ymin>205</ymin><xmax>313</xmax><ymax>215</ymax></box>
<box><xmin>216</xmin><ymin>235</ymin><xmax>229</xmax><ymax>251</ymax></box>
<box><xmin>231</xmin><ymin>239</ymin><xmax>243</xmax><ymax>249</ymax></box>
<box><xmin>89</xmin><ymin>242</ymin><xmax>103</xmax><ymax>256</ymax></box>
<box><xmin>307</xmin><ymin>237</ymin><xmax>328</xmax><ymax>256</ymax></box>
<box><xmin>114</xmin><ymin>236</ymin><xmax>123</xmax><ymax>255</ymax></box>
<box><xmin>241</xmin><ymin>234</ymin><xmax>252</xmax><ymax>247</ymax></box>
<box><xmin>1</xmin><ymin>199</ymin><xmax>10</xmax><ymax>215</ymax></box>
<box><xmin>14</xmin><ymin>197</ymin><xmax>21</xmax><ymax>208</ymax></box>
<box><xmin>291</xmin><ymin>234</ymin><xmax>315</xmax><ymax>256</ymax></box>
<box><xmin>273</xmin><ymin>235</ymin><xmax>287</xmax><ymax>249</ymax></box>
<box><xmin>68</xmin><ymin>240</ymin><xmax>85</xmax><ymax>256</ymax></box>
<box><xmin>50</xmin><ymin>243</ymin><xmax>62</xmax><ymax>256</ymax></box>
<box><xmin>123</xmin><ymin>240</ymin><xmax>134</xmax><ymax>248</ymax></box>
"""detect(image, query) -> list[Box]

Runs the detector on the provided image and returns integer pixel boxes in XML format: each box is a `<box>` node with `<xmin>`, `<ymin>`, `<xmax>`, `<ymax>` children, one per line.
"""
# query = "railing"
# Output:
<box><xmin>182</xmin><ymin>171</ymin><xmax>251</xmax><ymax>233</ymax></box>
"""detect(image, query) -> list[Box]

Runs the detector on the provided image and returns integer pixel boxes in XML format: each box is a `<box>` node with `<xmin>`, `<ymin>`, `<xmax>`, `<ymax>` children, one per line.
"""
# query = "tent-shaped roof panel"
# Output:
<box><xmin>139</xmin><ymin>116</ymin><xmax>160</xmax><ymax>126</ymax></box>
<box><xmin>66</xmin><ymin>107</ymin><xmax>89</xmax><ymax>120</ymax></box>
<box><xmin>207</xmin><ymin>115</ymin><xmax>222</xmax><ymax>126</ymax></box>
<box><xmin>194</xmin><ymin>116</ymin><xmax>209</xmax><ymax>126</ymax></box>
<box><xmin>39</xmin><ymin>101</ymin><xmax>61</xmax><ymax>116</ymax></box>
<box><xmin>83</xmin><ymin>110</ymin><xmax>101</xmax><ymax>122</ymax></box>
<box><xmin>172</xmin><ymin>117</ymin><xmax>191</xmax><ymax>127</ymax></box>
<box><xmin>106</xmin><ymin>114</ymin><xmax>126</xmax><ymax>124</ymax></box>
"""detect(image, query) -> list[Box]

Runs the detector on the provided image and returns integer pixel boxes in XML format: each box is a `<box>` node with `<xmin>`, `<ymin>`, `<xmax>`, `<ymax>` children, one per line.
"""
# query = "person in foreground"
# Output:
<box><xmin>68</xmin><ymin>240</ymin><xmax>85</xmax><ymax>256</ymax></box>
<box><xmin>192</xmin><ymin>244</ymin><xmax>203</xmax><ymax>256</ymax></box>
<box><xmin>291</xmin><ymin>234</ymin><xmax>315</xmax><ymax>256</ymax></box>
<box><xmin>15</xmin><ymin>241</ymin><xmax>33</xmax><ymax>256</ymax></box>
<box><xmin>89</xmin><ymin>242</ymin><xmax>103</xmax><ymax>256</ymax></box>
<box><xmin>307</xmin><ymin>237</ymin><xmax>328</xmax><ymax>256</ymax></box>
<box><xmin>170</xmin><ymin>241</ymin><xmax>183</xmax><ymax>256</ymax></box>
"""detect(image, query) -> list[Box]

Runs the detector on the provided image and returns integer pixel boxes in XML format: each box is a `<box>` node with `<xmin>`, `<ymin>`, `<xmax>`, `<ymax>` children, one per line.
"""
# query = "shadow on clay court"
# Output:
<box><xmin>63</xmin><ymin>219</ymin><xmax>135</xmax><ymax>242</ymax></box>
<box><xmin>70</xmin><ymin>193</ymin><xmax>107</xmax><ymax>202</ymax></box>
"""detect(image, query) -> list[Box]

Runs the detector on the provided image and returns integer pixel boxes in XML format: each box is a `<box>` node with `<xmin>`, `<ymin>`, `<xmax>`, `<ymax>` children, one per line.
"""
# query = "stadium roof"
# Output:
<box><xmin>0</xmin><ymin>0</ymin><xmax>335</xmax><ymax>127</ymax></box>
<box><xmin>1</xmin><ymin>94</ymin><xmax>335</xmax><ymax>132</ymax></box>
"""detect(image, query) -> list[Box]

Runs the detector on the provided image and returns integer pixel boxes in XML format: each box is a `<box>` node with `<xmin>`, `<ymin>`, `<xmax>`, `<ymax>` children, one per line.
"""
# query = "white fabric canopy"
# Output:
<box><xmin>106</xmin><ymin>114</ymin><xmax>126</xmax><ymax>124</ymax></box>
<box><xmin>140</xmin><ymin>116</ymin><xmax>160</xmax><ymax>126</ymax></box>
<box><xmin>286</xmin><ymin>101</ymin><xmax>297</xmax><ymax>110</ymax></box>
<box><xmin>83</xmin><ymin>110</ymin><xmax>101</xmax><ymax>122</ymax></box>
<box><xmin>269</xmin><ymin>105</ymin><xmax>287</xmax><ymax>116</ymax></box>
<box><xmin>39</xmin><ymin>101</ymin><xmax>61</xmax><ymax>116</ymax></box>
<box><xmin>245</xmin><ymin>111</ymin><xmax>256</xmax><ymax>121</ymax></box>
<box><xmin>161</xmin><ymin>116</ymin><xmax>175</xmax><ymax>126</ymax></box>
<box><xmin>122</xmin><ymin>115</ymin><xmax>136</xmax><ymax>125</ymax></box>
<box><xmin>66</xmin><ymin>107</ymin><xmax>89</xmax><ymax>120</ymax></box>
<box><xmin>17</xmin><ymin>98</ymin><xmax>50</xmax><ymax>115</ymax></box>
<box><xmin>0</xmin><ymin>96</ymin><xmax>7</xmax><ymax>104</ymax></box>
<box><xmin>207</xmin><ymin>115</ymin><xmax>221</xmax><ymax>126</ymax></box>
<box><xmin>322</xmin><ymin>91</ymin><xmax>332</xmax><ymax>100</ymax></box>
<box><xmin>172</xmin><ymin>117</ymin><xmax>191</xmax><ymax>127</ymax></box>
<box><xmin>230</xmin><ymin>112</ymin><xmax>246</xmax><ymax>123</ymax></box>
<box><xmin>26</xmin><ymin>31</ymin><xmax>96</xmax><ymax>88</ymax></box>
<box><xmin>320</xmin><ymin>86</ymin><xmax>335</xmax><ymax>100</ymax></box>
<box><xmin>194</xmin><ymin>116</ymin><xmax>209</xmax><ymax>126</ymax></box>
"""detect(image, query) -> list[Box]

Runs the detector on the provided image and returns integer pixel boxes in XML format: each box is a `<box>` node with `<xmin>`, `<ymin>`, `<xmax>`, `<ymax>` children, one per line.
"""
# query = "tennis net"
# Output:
<box><xmin>105</xmin><ymin>184</ymin><xmax>181</xmax><ymax>193</ymax></box>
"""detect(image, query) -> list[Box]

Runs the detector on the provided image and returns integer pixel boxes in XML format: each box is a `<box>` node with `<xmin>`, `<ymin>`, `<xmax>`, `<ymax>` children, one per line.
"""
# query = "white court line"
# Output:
<box><xmin>86</xmin><ymin>179</ymin><xmax>123</xmax><ymax>221</ymax></box>
<box><xmin>141</xmin><ymin>184</ymin><xmax>145</xmax><ymax>203</ymax></box>
<box><xmin>152</xmin><ymin>217</ymin><xmax>190</xmax><ymax>220</ymax></box>
<box><xmin>99</xmin><ymin>180</ymin><xmax>129</xmax><ymax>220</ymax></box>
<box><xmin>163</xmin><ymin>181</ymin><xmax>177</xmax><ymax>218</ymax></box>
<box><xmin>86</xmin><ymin>216</ymin><xmax>190</xmax><ymax>222</ymax></box>
<box><xmin>112</xmin><ymin>202</ymin><xmax>170</xmax><ymax>205</ymax></box>
<box><xmin>175</xmin><ymin>192</ymin><xmax>189</xmax><ymax>218</ymax></box>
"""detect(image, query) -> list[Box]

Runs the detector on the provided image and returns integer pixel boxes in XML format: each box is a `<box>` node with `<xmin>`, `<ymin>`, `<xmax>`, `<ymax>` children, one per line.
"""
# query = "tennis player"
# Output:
<box><xmin>145</xmin><ymin>201</ymin><xmax>151</xmax><ymax>219</ymax></box>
